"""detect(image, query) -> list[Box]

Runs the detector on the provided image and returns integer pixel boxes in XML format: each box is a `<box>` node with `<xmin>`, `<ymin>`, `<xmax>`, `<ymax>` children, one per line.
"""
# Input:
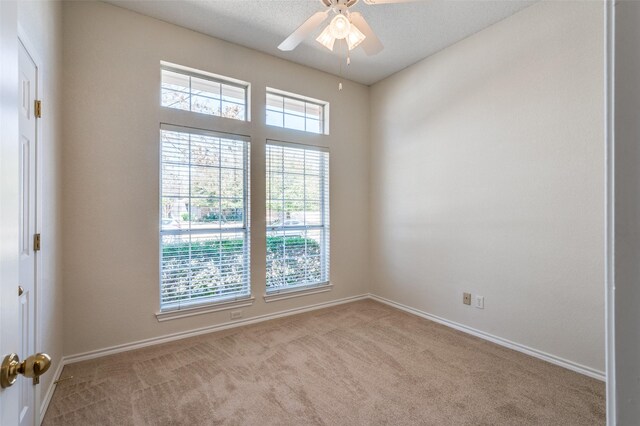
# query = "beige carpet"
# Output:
<box><xmin>43</xmin><ymin>300</ymin><xmax>605</xmax><ymax>425</ymax></box>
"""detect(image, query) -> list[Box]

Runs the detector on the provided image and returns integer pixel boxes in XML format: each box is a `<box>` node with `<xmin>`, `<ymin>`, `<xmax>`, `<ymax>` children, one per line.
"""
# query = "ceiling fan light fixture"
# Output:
<box><xmin>329</xmin><ymin>14</ymin><xmax>351</xmax><ymax>39</ymax></box>
<box><xmin>316</xmin><ymin>25</ymin><xmax>336</xmax><ymax>51</ymax></box>
<box><xmin>346</xmin><ymin>24</ymin><xmax>366</xmax><ymax>50</ymax></box>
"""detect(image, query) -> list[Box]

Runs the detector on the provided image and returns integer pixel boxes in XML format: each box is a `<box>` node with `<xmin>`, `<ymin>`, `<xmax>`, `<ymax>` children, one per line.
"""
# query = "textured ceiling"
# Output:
<box><xmin>105</xmin><ymin>0</ymin><xmax>538</xmax><ymax>85</ymax></box>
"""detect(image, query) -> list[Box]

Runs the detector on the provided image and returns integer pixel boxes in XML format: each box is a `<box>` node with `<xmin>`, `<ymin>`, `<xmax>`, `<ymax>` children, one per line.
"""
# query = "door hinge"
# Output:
<box><xmin>34</xmin><ymin>233</ymin><xmax>41</xmax><ymax>251</ymax></box>
<box><xmin>34</xmin><ymin>100</ymin><xmax>42</xmax><ymax>118</ymax></box>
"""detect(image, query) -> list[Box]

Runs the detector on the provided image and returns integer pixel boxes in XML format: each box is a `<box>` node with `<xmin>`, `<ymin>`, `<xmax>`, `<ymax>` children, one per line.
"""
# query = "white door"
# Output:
<box><xmin>0</xmin><ymin>1</ymin><xmax>22</xmax><ymax>424</ymax></box>
<box><xmin>1</xmin><ymin>21</ymin><xmax>48</xmax><ymax>424</ymax></box>
<box><xmin>16</xmin><ymin>39</ymin><xmax>38</xmax><ymax>426</ymax></box>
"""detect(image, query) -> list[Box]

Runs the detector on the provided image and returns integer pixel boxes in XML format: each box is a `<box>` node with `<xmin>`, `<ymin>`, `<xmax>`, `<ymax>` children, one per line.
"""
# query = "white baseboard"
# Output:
<box><xmin>57</xmin><ymin>292</ymin><xmax>603</xmax><ymax>395</ymax></box>
<box><xmin>64</xmin><ymin>294</ymin><xmax>369</xmax><ymax>364</ymax></box>
<box><xmin>368</xmin><ymin>293</ymin><xmax>606</xmax><ymax>381</ymax></box>
<box><xmin>39</xmin><ymin>357</ymin><xmax>66</xmax><ymax>424</ymax></box>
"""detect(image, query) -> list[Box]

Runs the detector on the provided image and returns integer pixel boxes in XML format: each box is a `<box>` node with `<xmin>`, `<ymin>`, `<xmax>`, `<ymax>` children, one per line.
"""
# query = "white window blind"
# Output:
<box><xmin>160</xmin><ymin>124</ymin><xmax>250</xmax><ymax>311</ymax></box>
<box><xmin>266</xmin><ymin>89</ymin><xmax>327</xmax><ymax>134</ymax></box>
<box><xmin>161</xmin><ymin>65</ymin><xmax>248</xmax><ymax>121</ymax></box>
<box><xmin>266</xmin><ymin>141</ymin><xmax>330</xmax><ymax>293</ymax></box>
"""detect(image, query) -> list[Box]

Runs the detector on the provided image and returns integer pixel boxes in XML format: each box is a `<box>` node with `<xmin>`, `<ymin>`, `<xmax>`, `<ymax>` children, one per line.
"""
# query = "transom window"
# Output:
<box><xmin>160</xmin><ymin>124</ymin><xmax>250</xmax><ymax>311</ymax></box>
<box><xmin>266</xmin><ymin>89</ymin><xmax>328</xmax><ymax>135</ymax></box>
<box><xmin>266</xmin><ymin>141</ymin><xmax>330</xmax><ymax>292</ymax></box>
<box><xmin>161</xmin><ymin>64</ymin><xmax>249</xmax><ymax>121</ymax></box>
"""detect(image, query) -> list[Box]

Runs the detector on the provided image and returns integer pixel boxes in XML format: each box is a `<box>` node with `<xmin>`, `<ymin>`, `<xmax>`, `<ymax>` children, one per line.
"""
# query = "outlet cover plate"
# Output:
<box><xmin>463</xmin><ymin>292</ymin><xmax>472</xmax><ymax>305</ymax></box>
<box><xmin>475</xmin><ymin>296</ymin><xmax>484</xmax><ymax>309</ymax></box>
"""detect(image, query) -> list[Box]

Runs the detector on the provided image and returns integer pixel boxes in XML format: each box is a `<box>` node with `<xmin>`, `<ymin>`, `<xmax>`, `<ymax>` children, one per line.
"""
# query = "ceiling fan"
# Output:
<box><xmin>278</xmin><ymin>0</ymin><xmax>415</xmax><ymax>56</ymax></box>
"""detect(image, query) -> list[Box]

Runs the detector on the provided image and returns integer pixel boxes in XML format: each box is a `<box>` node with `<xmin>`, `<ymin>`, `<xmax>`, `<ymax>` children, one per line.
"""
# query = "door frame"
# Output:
<box><xmin>17</xmin><ymin>23</ymin><xmax>44</xmax><ymax>426</ymax></box>
<box><xmin>604</xmin><ymin>1</ymin><xmax>615</xmax><ymax>425</ymax></box>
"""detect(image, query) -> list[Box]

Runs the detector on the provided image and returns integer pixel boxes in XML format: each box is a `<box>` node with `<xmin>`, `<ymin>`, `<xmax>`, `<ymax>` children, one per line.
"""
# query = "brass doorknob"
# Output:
<box><xmin>0</xmin><ymin>352</ymin><xmax>51</xmax><ymax>388</ymax></box>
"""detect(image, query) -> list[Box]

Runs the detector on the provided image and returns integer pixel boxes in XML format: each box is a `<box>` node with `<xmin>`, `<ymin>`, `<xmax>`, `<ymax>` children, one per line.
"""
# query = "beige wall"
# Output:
<box><xmin>61</xmin><ymin>1</ymin><xmax>370</xmax><ymax>356</ymax></box>
<box><xmin>369</xmin><ymin>1</ymin><xmax>605</xmax><ymax>373</ymax></box>
<box><xmin>18</xmin><ymin>0</ymin><xmax>64</xmax><ymax>417</ymax></box>
<box><xmin>61</xmin><ymin>0</ymin><xmax>606</xmax><ymax>381</ymax></box>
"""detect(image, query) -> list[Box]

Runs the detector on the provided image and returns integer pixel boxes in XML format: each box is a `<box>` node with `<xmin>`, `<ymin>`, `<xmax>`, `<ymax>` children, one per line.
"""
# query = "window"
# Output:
<box><xmin>266</xmin><ymin>142</ymin><xmax>330</xmax><ymax>293</ymax></box>
<box><xmin>161</xmin><ymin>64</ymin><xmax>249</xmax><ymax>121</ymax></box>
<box><xmin>266</xmin><ymin>89</ymin><xmax>328</xmax><ymax>134</ymax></box>
<box><xmin>160</xmin><ymin>124</ymin><xmax>250</xmax><ymax>311</ymax></box>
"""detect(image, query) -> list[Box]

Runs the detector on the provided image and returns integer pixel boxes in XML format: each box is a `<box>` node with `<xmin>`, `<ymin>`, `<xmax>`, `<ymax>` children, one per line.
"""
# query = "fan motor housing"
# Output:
<box><xmin>320</xmin><ymin>0</ymin><xmax>359</xmax><ymax>8</ymax></box>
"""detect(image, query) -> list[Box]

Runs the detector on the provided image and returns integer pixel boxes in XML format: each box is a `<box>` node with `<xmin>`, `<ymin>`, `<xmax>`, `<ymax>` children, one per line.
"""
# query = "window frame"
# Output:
<box><xmin>266</xmin><ymin>88</ymin><xmax>329</xmax><ymax>135</ymax></box>
<box><xmin>161</xmin><ymin>61</ymin><xmax>251</xmax><ymax>122</ymax></box>
<box><xmin>265</xmin><ymin>140</ymin><xmax>330</xmax><ymax>297</ymax></box>
<box><xmin>158</xmin><ymin>123</ymin><xmax>252</xmax><ymax>315</ymax></box>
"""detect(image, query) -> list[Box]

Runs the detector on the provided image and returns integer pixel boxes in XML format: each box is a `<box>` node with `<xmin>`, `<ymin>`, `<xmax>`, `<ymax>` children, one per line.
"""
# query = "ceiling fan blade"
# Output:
<box><xmin>278</xmin><ymin>10</ymin><xmax>330</xmax><ymax>51</ymax></box>
<box><xmin>363</xmin><ymin>0</ymin><xmax>421</xmax><ymax>4</ymax></box>
<box><xmin>350</xmin><ymin>12</ymin><xmax>384</xmax><ymax>56</ymax></box>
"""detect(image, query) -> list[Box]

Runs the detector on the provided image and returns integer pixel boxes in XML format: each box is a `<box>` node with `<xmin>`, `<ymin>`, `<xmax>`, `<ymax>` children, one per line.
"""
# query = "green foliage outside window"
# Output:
<box><xmin>161</xmin><ymin>236</ymin><xmax>320</xmax><ymax>303</ymax></box>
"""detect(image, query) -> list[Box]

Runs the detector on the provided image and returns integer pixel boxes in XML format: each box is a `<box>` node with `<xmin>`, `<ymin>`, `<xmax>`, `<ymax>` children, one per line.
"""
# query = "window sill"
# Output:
<box><xmin>156</xmin><ymin>297</ymin><xmax>255</xmax><ymax>322</ymax></box>
<box><xmin>263</xmin><ymin>283</ymin><xmax>332</xmax><ymax>303</ymax></box>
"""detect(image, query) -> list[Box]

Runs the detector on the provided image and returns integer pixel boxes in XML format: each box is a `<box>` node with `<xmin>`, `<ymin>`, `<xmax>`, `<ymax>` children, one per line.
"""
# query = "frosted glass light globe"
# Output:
<box><xmin>329</xmin><ymin>14</ymin><xmax>351</xmax><ymax>40</ymax></box>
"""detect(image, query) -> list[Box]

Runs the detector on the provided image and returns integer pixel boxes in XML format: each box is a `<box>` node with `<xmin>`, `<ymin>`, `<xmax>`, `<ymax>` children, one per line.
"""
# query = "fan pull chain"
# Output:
<box><xmin>338</xmin><ymin>41</ymin><xmax>351</xmax><ymax>91</ymax></box>
<box><xmin>338</xmin><ymin>40</ymin><xmax>343</xmax><ymax>90</ymax></box>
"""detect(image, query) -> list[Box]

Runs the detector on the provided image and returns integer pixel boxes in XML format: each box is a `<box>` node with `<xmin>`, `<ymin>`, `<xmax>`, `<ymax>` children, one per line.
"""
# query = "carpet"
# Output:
<box><xmin>42</xmin><ymin>300</ymin><xmax>605</xmax><ymax>425</ymax></box>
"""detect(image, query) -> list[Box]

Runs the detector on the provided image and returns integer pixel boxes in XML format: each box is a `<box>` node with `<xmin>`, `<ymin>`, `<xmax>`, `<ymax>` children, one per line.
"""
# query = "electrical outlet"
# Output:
<box><xmin>475</xmin><ymin>295</ymin><xmax>484</xmax><ymax>309</ymax></box>
<box><xmin>230</xmin><ymin>310</ymin><xmax>242</xmax><ymax>320</ymax></box>
<box><xmin>463</xmin><ymin>292</ymin><xmax>472</xmax><ymax>305</ymax></box>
